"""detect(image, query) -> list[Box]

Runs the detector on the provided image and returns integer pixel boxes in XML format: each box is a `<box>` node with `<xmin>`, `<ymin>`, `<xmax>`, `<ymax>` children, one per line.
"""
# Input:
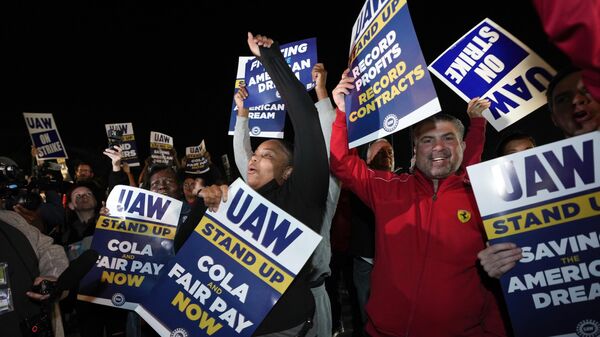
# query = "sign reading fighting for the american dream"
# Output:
<box><xmin>228</xmin><ymin>56</ymin><xmax>286</xmax><ymax>138</ymax></box>
<box><xmin>23</xmin><ymin>112</ymin><xmax>68</xmax><ymax>160</ymax></box>
<box><xmin>467</xmin><ymin>132</ymin><xmax>600</xmax><ymax>337</ymax></box>
<box><xmin>428</xmin><ymin>18</ymin><xmax>556</xmax><ymax>131</ymax></box>
<box><xmin>136</xmin><ymin>178</ymin><xmax>322</xmax><ymax>337</ymax></box>
<box><xmin>243</xmin><ymin>38</ymin><xmax>317</xmax><ymax>108</ymax></box>
<box><xmin>78</xmin><ymin>185</ymin><xmax>182</xmax><ymax>310</ymax></box>
<box><xmin>345</xmin><ymin>0</ymin><xmax>441</xmax><ymax>148</ymax></box>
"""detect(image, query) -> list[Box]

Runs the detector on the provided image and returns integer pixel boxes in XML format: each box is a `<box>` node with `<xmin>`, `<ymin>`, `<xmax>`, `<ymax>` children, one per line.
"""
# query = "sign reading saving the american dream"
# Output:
<box><xmin>467</xmin><ymin>132</ymin><xmax>600</xmax><ymax>337</ymax></box>
<box><xmin>428</xmin><ymin>18</ymin><xmax>556</xmax><ymax>131</ymax></box>
<box><xmin>105</xmin><ymin>122</ymin><xmax>140</xmax><ymax>167</ymax></box>
<box><xmin>23</xmin><ymin>112</ymin><xmax>68</xmax><ymax>160</ymax></box>
<box><xmin>135</xmin><ymin>178</ymin><xmax>322</xmax><ymax>337</ymax></box>
<box><xmin>228</xmin><ymin>56</ymin><xmax>286</xmax><ymax>138</ymax></box>
<box><xmin>78</xmin><ymin>185</ymin><xmax>182</xmax><ymax>310</ymax></box>
<box><xmin>150</xmin><ymin>131</ymin><xmax>175</xmax><ymax>166</ymax></box>
<box><xmin>345</xmin><ymin>0</ymin><xmax>441</xmax><ymax>148</ymax></box>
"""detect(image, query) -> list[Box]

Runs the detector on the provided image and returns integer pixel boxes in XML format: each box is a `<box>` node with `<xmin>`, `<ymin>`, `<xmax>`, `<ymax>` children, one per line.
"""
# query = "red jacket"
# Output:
<box><xmin>330</xmin><ymin>110</ymin><xmax>506</xmax><ymax>337</ymax></box>
<box><xmin>532</xmin><ymin>0</ymin><xmax>600</xmax><ymax>101</ymax></box>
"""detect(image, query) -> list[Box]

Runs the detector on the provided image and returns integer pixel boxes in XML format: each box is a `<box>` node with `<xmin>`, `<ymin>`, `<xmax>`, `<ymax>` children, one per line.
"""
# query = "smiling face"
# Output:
<box><xmin>414</xmin><ymin>120</ymin><xmax>465</xmax><ymax>180</ymax></box>
<box><xmin>551</xmin><ymin>71</ymin><xmax>600</xmax><ymax>137</ymax></box>
<box><xmin>247</xmin><ymin>140</ymin><xmax>292</xmax><ymax>190</ymax></box>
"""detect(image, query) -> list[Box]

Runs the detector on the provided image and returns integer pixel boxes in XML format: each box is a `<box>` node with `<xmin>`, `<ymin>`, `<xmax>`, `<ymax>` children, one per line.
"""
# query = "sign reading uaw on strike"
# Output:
<box><xmin>428</xmin><ymin>18</ymin><xmax>556</xmax><ymax>131</ymax></box>
<box><xmin>467</xmin><ymin>131</ymin><xmax>600</xmax><ymax>337</ymax></box>
<box><xmin>136</xmin><ymin>179</ymin><xmax>322</xmax><ymax>337</ymax></box>
<box><xmin>78</xmin><ymin>185</ymin><xmax>182</xmax><ymax>310</ymax></box>
<box><xmin>345</xmin><ymin>0</ymin><xmax>441</xmax><ymax>148</ymax></box>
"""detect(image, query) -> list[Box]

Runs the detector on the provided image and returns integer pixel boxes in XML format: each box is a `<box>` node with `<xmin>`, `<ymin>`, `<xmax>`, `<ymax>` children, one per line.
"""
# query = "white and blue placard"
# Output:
<box><xmin>185</xmin><ymin>141</ymin><xmax>210</xmax><ymax>174</ymax></box>
<box><xmin>467</xmin><ymin>131</ymin><xmax>600</xmax><ymax>337</ymax></box>
<box><xmin>428</xmin><ymin>18</ymin><xmax>556</xmax><ymax>131</ymax></box>
<box><xmin>345</xmin><ymin>0</ymin><xmax>441</xmax><ymax>148</ymax></box>
<box><xmin>243</xmin><ymin>38</ymin><xmax>317</xmax><ymax>108</ymax></box>
<box><xmin>150</xmin><ymin>131</ymin><xmax>175</xmax><ymax>166</ymax></box>
<box><xmin>228</xmin><ymin>56</ymin><xmax>286</xmax><ymax>138</ymax></box>
<box><xmin>105</xmin><ymin>122</ymin><xmax>140</xmax><ymax>167</ymax></box>
<box><xmin>23</xmin><ymin>112</ymin><xmax>68</xmax><ymax>160</ymax></box>
<box><xmin>78</xmin><ymin>185</ymin><xmax>182</xmax><ymax>310</ymax></box>
<box><xmin>135</xmin><ymin>178</ymin><xmax>322</xmax><ymax>337</ymax></box>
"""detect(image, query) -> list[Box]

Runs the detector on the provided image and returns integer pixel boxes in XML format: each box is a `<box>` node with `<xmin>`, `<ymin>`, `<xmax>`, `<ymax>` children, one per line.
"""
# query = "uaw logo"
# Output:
<box><xmin>170</xmin><ymin>328</ymin><xmax>189</xmax><ymax>337</ymax></box>
<box><xmin>382</xmin><ymin>114</ymin><xmax>399</xmax><ymax>132</ymax></box>
<box><xmin>111</xmin><ymin>292</ymin><xmax>126</xmax><ymax>306</ymax></box>
<box><xmin>457</xmin><ymin>209</ymin><xmax>471</xmax><ymax>223</ymax></box>
<box><xmin>251</xmin><ymin>126</ymin><xmax>262</xmax><ymax>135</ymax></box>
<box><xmin>576</xmin><ymin>319</ymin><xmax>600</xmax><ymax>337</ymax></box>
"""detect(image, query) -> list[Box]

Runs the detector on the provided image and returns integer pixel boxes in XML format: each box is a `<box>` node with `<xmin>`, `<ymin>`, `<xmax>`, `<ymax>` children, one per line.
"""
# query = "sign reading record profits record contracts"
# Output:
<box><xmin>428</xmin><ymin>18</ymin><xmax>556</xmax><ymax>131</ymax></box>
<box><xmin>345</xmin><ymin>0</ymin><xmax>441</xmax><ymax>148</ymax></box>
<box><xmin>136</xmin><ymin>178</ymin><xmax>322</xmax><ymax>337</ymax></box>
<box><xmin>467</xmin><ymin>131</ymin><xmax>600</xmax><ymax>337</ymax></box>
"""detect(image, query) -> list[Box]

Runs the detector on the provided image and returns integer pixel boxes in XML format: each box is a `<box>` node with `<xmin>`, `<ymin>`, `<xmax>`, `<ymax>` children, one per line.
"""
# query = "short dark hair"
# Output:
<box><xmin>411</xmin><ymin>113</ymin><xmax>465</xmax><ymax>142</ymax></box>
<box><xmin>266</xmin><ymin>139</ymin><xmax>294</xmax><ymax>166</ymax></box>
<box><xmin>495</xmin><ymin>131</ymin><xmax>536</xmax><ymax>157</ymax></box>
<box><xmin>141</xmin><ymin>164</ymin><xmax>180</xmax><ymax>190</ymax></box>
<box><xmin>546</xmin><ymin>66</ymin><xmax>581</xmax><ymax>112</ymax></box>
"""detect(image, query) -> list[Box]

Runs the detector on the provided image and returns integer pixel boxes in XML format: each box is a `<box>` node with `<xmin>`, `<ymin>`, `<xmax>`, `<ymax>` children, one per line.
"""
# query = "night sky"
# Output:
<box><xmin>2</xmin><ymin>0</ymin><xmax>569</xmax><ymax>180</ymax></box>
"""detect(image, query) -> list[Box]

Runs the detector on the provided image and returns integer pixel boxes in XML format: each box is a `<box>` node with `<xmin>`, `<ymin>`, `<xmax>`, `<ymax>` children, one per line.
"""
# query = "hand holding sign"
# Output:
<box><xmin>199</xmin><ymin>185</ymin><xmax>229</xmax><ymax>212</ymax></box>
<box><xmin>332</xmin><ymin>69</ymin><xmax>355</xmax><ymax>113</ymax></box>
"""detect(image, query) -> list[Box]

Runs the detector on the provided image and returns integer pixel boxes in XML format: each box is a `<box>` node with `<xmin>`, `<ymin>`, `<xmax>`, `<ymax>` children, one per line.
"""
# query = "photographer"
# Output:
<box><xmin>1</xmin><ymin>156</ymin><xmax>65</xmax><ymax>240</ymax></box>
<box><xmin>0</xmin><ymin>209</ymin><xmax>68</xmax><ymax>337</ymax></box>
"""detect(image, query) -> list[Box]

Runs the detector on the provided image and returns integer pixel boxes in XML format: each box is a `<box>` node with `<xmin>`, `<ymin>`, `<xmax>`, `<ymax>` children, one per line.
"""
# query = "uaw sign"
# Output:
<box><xmin>243</xmin><ymin>38</ymin><xmax>317</xmax><ymax>108</ymax></box>
<box><xmin>345</xmin><ymin>0</ymin><xmax>441</xmax><ymax>148</ymax></box>
<box><xmin>429</xmin><ymin>18</ymin><xmax>556</xmax><ymax>131</ymax></box>
<box><xmin>23</xmin><ymin>112</ymin><xmax>68</xmax><ymax>160</ymax></box>
<box><xmin>136</xmin><ymin>179</ymin><xmax>322</xmax><ymax>337</ymax></box>
<box><xmin>467</xmin><ymin>132</ymin><xmax>600</xmax><ymax>337</ymax></box>
<box><xmin>228</xmin><ymin>56</ymin><xmax>286</xmax><ymax>138</ymax></box>
<box><xmin>78</xmin><ymin>185</ymin><xmax>182</xmax><ymax>310</ymax></box>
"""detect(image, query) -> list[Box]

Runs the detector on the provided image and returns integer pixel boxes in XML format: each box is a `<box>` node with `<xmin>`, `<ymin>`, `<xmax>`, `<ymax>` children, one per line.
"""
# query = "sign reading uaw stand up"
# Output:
<box><xmin>345</xmin><ymin>0</ymin><xmax>441</xmax><ymax>148</ymax></box>
<box><xmin>467</xmin><ymin>131</ymin><xmax>600</xmax><ymax>337</ymax></box>
<box><xmin>136</xmin><ymin>179</ymin><xmax>322</xmax><ymax>337</ymax></box>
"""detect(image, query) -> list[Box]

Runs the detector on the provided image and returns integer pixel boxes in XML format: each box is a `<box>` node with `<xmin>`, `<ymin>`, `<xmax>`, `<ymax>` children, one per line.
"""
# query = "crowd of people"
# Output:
<box><xmin>1</xmin><ymin>1</ymin><xmax>598</xmax><ymax>336</ymax></box>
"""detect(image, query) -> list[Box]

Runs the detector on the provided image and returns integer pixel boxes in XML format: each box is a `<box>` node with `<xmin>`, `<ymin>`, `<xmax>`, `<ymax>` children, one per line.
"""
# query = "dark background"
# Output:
<box><xmin>1</xmin><ymin>0</ymin><xmax>569</xmax><ymax>180</ymax></box>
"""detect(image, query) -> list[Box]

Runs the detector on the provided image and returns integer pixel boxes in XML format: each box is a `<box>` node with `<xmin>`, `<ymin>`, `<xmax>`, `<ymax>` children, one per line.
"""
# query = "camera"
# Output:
<box><xmin>0</xmin><ymin>162</ymin><xmax>42</xmax><ymax>211</ymax></box>
<box><xmin>107</xmin><ymin>129</ymin><xmax>123</xmax><ymax>150</ymax></box>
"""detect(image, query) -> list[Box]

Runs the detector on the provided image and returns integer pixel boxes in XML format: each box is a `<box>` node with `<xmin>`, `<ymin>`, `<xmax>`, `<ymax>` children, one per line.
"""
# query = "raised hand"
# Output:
<box><xmin>467</xmin><ymin>97</ymin><xmax>491</xmax><ymax>118</ymax></box>
<box><xmin>247</xmin><ymin>32</ymin><xmax>274</xmax><ymax>57</ymax></box>
<box><xmin>332</xmin><ymin>69</ymin><xmax>355</xmax><ymax>112</ymax></box>
<box><xmin>234</xmin><ymin>84</ymin><xmax>250</xmax><ymax>117</ymax></box>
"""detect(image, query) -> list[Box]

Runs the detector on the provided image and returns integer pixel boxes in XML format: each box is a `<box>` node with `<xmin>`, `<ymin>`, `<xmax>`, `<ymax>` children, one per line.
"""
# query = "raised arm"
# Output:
<box><xmin>249</xmin><ymin>32</ymin><xmax>328</xmax><ymax>214</ymax></box>
<box><xmin>329</xmin><ymin>69</ymin><xmax>376</xmax><ymax>209</ymax></box>
<box><xmin>463</xmin><ymin>97</ymin><xmax>489</xmax><ymax>166</ymax></box>
<box><xmin>233</xmin><ymin>84</ymin><xmax>253</xmax><ymax>181</ymax></box>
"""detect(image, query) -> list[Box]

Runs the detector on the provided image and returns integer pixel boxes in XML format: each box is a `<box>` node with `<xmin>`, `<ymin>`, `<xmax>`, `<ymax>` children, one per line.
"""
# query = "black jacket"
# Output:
<box><xmin>175</xmin><ymin>42</ymin><xmax>328</xmax><ymax>335</ymax></box>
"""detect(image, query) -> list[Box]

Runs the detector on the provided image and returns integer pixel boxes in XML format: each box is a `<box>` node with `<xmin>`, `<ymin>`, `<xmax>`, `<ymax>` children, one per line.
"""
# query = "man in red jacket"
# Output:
<box><xmin>329</xmin><ymin>70</ymin><xmax>508</xmax><ymax>337</ymax></box>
